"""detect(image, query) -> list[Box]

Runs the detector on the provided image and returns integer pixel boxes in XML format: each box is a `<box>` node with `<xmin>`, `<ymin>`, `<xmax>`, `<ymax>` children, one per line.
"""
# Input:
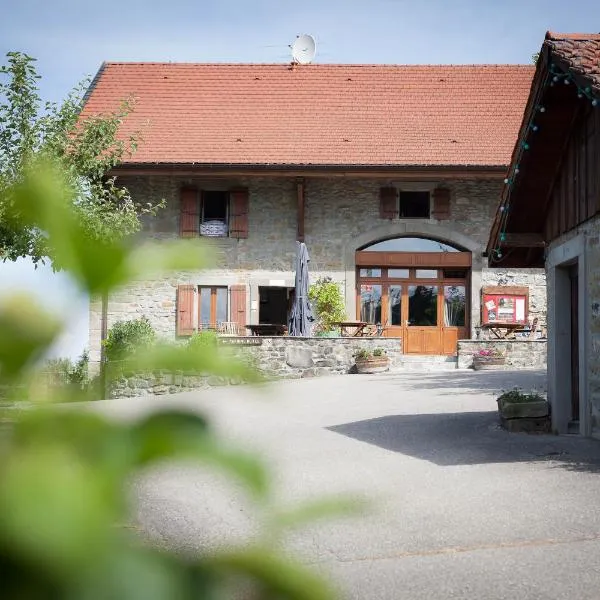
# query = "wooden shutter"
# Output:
<box><xmin>379</xmin><ymin>187</ymin><xmax>397</xmax><ymax>220</ymax></box>
<box><xmin>180</xmin><ymin>187</ymin><xmax>199</xmax><ymax>237</ymax></box>
<box><xmin>432</xmin><ymin>187</ymin><xmax>451</xmax><ymax>220</ymax></box>
<box><xmin>229</xmin><ymin>189</ymin><xmax>249</xmax><ymax>239</ymax></box>
<box><xmin>230</xmin><ymin>285</ymin><xmax>247</xmax><ymax>335</ymax></box>
<box><xmin>177</xmin><ymin>284</ymin><xmax>195</xmax><ymax>336</ymax></box>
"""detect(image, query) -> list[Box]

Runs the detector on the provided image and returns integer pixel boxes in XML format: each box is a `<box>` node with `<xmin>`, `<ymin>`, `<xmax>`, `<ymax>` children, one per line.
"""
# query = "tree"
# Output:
<box><xmin>0</xmin><ymin>51</ymin><xmax>162</xmax><ymax>264</ymax></box>
<box><xmin>309</xmin><ymin>277</ymin><xmax>346</xmax><ymax>333</ymax></box>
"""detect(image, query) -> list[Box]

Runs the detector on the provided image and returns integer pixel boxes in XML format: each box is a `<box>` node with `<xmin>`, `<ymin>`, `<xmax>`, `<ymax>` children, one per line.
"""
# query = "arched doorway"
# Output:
<box><xmin>356</xmin><ymin>237</ymin><xmax>471</xmax><ymax>355</ymax></box>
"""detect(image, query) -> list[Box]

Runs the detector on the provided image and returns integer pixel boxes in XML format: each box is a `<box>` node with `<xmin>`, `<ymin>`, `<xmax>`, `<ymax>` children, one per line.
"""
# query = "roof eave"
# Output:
<box><xmin>486</xmin><ymin>46</ymin><xmax>552</xmax><ymax>259</ymax></box>
<box><xmin>110</xmin><ymin>162</ymin><xmax>507</xmax><ymax>176</ymax></box>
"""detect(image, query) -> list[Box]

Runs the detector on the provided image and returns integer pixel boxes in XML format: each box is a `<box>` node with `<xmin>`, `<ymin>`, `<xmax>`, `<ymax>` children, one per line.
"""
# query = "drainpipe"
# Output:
<box><xmin>100</xmin><ymin>291</ymin><xmax>108</xmax><ymax>399</ymax></box>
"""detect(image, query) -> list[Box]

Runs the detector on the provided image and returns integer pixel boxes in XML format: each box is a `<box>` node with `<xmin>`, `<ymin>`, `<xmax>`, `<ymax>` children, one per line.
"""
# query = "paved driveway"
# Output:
<box><xmin>97</xmin><ymin>370</ymin><xmax>600</xmax><ymax>599</ymax></box>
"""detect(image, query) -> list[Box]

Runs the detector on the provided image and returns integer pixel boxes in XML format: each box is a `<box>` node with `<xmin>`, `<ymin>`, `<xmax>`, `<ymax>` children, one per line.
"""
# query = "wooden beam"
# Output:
<box><xmin>296</xmin><ymin>177</ymin><xmax>305</xmax><ymax>242</ymax></box>
<box><xmin>500</xmin><ymin>233</ymin><xmax>545</xmax><ymax>248</ymax></box>
<box><xmin>110</xmin><ymin>166</ymin><xmax>506</xmax><ymax>180</ymax></box>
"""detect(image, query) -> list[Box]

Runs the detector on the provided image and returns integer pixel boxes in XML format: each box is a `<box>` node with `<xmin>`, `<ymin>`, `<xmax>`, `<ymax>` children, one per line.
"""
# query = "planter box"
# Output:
<box><xmin>497</xmin><ymin>397</ymin><xmax>551</xmax><ymax>433</ymax></box>
<box><xmin>473</xmin><ymin>356</ymin><xmax>505</xmax><ymax>371</ymax></box>
<box><xmin>355</xmin><ymin>357</ymin><xmax>389</xmax><ymax>374</ymax></box>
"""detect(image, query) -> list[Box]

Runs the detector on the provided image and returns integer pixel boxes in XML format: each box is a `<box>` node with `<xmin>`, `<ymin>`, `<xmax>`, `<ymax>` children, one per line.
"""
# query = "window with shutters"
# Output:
<box><xmin>198</xmin><ymin>286</ymin><xmax>228</xmax><ymax>330</ymax></box>
<box><xmin>399</xmin><ymin>191</ymin><xmax>430</xmax><ymax>218</ymax></box>
<box><xmin>180</xmin><ymin>187</ymin><xmax>249</xmax><ymax>239</ymax></box>
<box><xmin>200</xmin><ymin>191</ymin><xmax>229</xmax><ymax>237</ymax></box>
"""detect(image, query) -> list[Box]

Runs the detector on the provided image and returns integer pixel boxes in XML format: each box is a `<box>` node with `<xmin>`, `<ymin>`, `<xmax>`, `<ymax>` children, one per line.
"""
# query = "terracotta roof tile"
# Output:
<box><xmin>545</xmin><ymin>31</ymin><xmax>600</xmax><ymax>90</ymax></box>
<box><xmin>80</xmin><ymin>63</ymin><xmax>535</xmax><ymax>168</ymax></box>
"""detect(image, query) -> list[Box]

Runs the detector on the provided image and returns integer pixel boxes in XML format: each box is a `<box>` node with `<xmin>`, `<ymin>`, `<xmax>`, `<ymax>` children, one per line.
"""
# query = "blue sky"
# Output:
<box><xmin>1</xmin><ymin>0</ymin><xmax>598</xmax><ymax>358</ymax></box>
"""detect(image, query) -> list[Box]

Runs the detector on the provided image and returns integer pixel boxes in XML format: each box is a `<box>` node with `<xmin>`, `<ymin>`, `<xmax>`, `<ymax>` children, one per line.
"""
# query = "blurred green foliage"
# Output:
<box><xmin>308</xmin><ymin>277</ymin><xmax>346</xmax><ymax>334</ymax></box>
<box><xmin>0</xmin><ymin>164</ymin><xmax>359</xmax><ymax>598</ymax></box>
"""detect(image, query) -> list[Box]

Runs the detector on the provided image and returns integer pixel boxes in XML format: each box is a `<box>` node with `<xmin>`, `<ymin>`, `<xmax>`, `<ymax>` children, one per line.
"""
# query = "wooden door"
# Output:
<box><xmin>357</xmin><ymin>268</ymin><xmax>469</xmax><ymax>355</ymax></box>
<box><xmin>404</xmin><ymin>283</ymin><xmax>441</xmax><ymax>354</ymax></box>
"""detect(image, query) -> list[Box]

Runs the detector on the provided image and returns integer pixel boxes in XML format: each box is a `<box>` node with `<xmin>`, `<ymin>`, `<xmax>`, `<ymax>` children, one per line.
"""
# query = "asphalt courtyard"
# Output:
<box><xmin>97</xmin><ymin>370</ymin><xmax>600</xmax><ymax>599</ymax></box>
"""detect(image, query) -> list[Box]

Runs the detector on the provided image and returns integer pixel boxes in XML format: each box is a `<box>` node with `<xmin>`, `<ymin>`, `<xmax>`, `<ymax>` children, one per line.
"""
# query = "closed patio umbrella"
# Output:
<box><xmin>288</xmin><ymin>241</ymin><xmax>314</xmax><ymax>336</ymax></box>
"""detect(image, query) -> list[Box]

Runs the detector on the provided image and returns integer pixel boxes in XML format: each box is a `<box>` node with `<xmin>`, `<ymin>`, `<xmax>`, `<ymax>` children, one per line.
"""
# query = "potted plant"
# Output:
<box><xmin>354</xmin><ymin>347</ymin><xmax>389</xmax><ymax>374</ymax></box>
<box><xmin>496</xmin><ymin>388</ymin><xmax>550</xmax><ymax>433</ymax></box>
<box><xmin>472</xmin><ymin>347</ymin><xmax>505</xmax><ymax>370</ymax></box>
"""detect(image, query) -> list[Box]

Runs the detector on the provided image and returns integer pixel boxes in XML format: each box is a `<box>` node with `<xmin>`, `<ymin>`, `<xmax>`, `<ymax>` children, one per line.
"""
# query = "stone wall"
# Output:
<box><xmin>88</xmin><ymin>175</ymin><xmax>547</xmax><ymax>366</ymax></box>
<box><xmin>480</xmin><ymin>268</ymin><xmax>547</xmax><ymax>329</ymax></box>
<box><xmin>109</xmin><ymin>337</ymin><xmax>403</xmax><ymax>398</ymax></box>
<box><xmin>457</xmin><ymin>340</ymin><xmax>547</xmax><ymax>370</ymax></box>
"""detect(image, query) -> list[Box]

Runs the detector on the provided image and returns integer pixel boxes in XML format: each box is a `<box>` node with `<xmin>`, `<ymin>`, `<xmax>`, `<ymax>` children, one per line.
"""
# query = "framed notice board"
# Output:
<box><xmin>481</xmin><ymin>286</ymin><xmax>529</xmax><ymax>326</ymax></box>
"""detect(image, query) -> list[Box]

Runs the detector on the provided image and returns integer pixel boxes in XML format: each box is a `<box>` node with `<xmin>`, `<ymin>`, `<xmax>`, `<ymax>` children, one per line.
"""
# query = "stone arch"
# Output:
<box><xmin>343</xmin><ymin>221</ymin><xmax>482</xmax><ymax>333</ymax></box>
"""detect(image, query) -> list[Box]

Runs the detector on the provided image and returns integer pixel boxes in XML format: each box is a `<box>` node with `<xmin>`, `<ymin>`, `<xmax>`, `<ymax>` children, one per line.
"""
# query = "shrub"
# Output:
<box><xmin>354</xmin><ymin>348</ymin><xmax>387</xmax><ymax>360</ymax></box>
<box><xmin>354</xmin><ymin>349</ymin><xmax>370</xmax><ymax>361</ymax></box>
<box><xmin>497</xmin><ymin>388</ymin><xmax>546</xmax><ymax>404</ymax></box>
<box><xmin>41</xmin><ymin>351</ymin><xmax>89</xmax><ymax>389</ymax></box>
<box><xmin>187</xmin><ymin>330</ymin><xmax>218</xmax><ymax>350</ymax></box>
<box><xmin>103</xmin><ymin>317</ymin><xmax>155</xmax><ymax>362</ymax></box>
<box><xmin>308</xmin><ymin>277</ymin><xmax>345</xmax><ymax>334</ymax></box>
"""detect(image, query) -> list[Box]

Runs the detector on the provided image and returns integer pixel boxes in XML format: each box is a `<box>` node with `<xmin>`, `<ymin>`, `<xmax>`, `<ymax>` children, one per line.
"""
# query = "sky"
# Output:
<box><xmin>1</xmin><ymin>0</ymin><xmax>599</xmax><ymax>358</ymax></box>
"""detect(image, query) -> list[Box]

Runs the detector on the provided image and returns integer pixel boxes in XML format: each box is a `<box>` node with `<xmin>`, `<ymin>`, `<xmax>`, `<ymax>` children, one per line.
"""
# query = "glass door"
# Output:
<box><xmin>357</xmin><ymin>266</ymin><xmax>469</xmax><ymax>355</ymax></box>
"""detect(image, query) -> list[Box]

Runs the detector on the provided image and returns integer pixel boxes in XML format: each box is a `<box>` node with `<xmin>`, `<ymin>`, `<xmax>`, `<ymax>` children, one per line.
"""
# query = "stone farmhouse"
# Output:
<box><xmin>487</xmin><ymin>32</ymin><xmax>600</xmax><ymax>437</ymax></box>
<box><xmin>80</xmin><ymin>60</ymin><xmax>547</xmax><ymax>368</ymax></box>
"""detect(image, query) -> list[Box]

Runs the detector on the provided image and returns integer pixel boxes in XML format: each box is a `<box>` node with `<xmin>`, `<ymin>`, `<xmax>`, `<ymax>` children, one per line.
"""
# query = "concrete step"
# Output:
<box><xmin>394</xmin><ymin>355</ymin><xmax>458</xmax><ymax>371</ymax></box>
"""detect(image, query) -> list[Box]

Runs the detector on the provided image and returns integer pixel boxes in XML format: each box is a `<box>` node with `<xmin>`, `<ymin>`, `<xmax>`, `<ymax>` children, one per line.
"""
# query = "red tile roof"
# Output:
<box><xmin>80</xmin><ymin>63</ymin><xmax>534</xmax><ymax>168</ymax></box>
<box><xmin>544</xmin><ymin>32</ymin><xmax>600</xmax><ymax>91</ymax></box>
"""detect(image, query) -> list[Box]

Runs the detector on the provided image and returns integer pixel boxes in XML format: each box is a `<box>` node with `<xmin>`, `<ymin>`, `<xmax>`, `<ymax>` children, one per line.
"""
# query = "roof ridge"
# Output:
<box><xmin>546</xmin><ymin>31</ymin><xmax>600</xmax><ymax>41</ymax></box>
<box><xmin>102</xmin><ymin>61</ymin><xmax>533</xmax><ymax>69</ymax></box>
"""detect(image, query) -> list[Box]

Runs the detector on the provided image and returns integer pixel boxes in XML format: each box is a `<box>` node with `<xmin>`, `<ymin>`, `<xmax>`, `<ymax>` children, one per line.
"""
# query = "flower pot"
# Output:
<box><xmin>355</xmin><ymin>357</ymin><xmax>389</xmax><ymax>374</ymax></box>
<box><xmin>473</xmin><ymin>356</ymin><xmax>505</xmax><ymax>371</ymax></box>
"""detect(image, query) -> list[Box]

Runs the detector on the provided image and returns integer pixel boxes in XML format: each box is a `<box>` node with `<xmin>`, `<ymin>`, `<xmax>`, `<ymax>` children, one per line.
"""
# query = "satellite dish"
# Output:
<box><xmin>291</xmin><ymin>34</ymin><xmax>316</xmax><ymax>64</ymax></box>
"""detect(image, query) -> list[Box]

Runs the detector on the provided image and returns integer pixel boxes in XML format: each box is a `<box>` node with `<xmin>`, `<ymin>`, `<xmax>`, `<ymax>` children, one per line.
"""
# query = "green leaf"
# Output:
<box><xmin>271</xmin><ymin>496</ymin><xmax>368</xmax><ymax>533</ymax></box>
<box><xmin>126</xmin><ymin>341</ymin><xmax>264</xmax><ymax>385</ymax></box>
<box><xmin>132</xmin><ymin>410</ymin><xmax>269</xmax><ymax>499</ymax></box>
<box><xmin>206</xmin><ymin>548</ymin><xmax>338</xmax><ymax>600</ymax></box>
<box><xmin>0</xmin><ymin>294</ymin><xmax>62</xmax><ymax>381</ymax></box>
<box><xmin>0</xmin><ymin>444</ymin><xmax>118</xmax><ymax>574</ymax></box>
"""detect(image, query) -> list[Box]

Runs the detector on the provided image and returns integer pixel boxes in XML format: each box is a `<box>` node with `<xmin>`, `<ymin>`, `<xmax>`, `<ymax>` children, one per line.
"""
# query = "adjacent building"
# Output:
<box><xmin>487</xmin><ymin>32</ymin><xmax>600</xmax><ymax>437</ymax></box>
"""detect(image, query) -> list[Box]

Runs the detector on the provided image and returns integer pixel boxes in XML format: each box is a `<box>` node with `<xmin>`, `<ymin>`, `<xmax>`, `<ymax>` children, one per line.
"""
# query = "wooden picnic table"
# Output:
<box><xmin>332</xmin><ymin>321</ymin><xmax>369</xmax><ymax>337</ymax></box>
<box><xmin>245</xmin><ymin>324</ymin><xmax>287</xmax><ymax>336</ymax></box>
<box><xmin>481</xmin><ymin>323</ymin><xmax>529</xmax><ymax>339</ymax></box>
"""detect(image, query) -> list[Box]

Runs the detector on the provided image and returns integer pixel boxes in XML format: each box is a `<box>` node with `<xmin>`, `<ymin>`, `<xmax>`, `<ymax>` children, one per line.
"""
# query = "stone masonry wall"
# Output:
<box><xmin>88</xmin><ymin>175</ymin><xmax>547</xmax><ymax>365</ymax></box>
<box><xmin>457</xmin><ymin>340</ymin><xmax>547</xmax><ymax>370</ymax></box>
<box><xmin>480</xmin><ymin>268</ymin><xmax>547</xmax><ymax>328</ymax></box>
<box><xmin>109</xmin><ymin>337</ymin><xmax>403</xmax><ymax>397</ymax></box>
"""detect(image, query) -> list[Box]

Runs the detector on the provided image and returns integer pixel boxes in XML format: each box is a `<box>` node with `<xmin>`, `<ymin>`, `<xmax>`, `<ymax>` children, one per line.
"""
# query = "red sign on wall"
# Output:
<box><xmin>482</xmin><ymin>293</ymin><xmax>528</xmax><ymax>325</ymax></box>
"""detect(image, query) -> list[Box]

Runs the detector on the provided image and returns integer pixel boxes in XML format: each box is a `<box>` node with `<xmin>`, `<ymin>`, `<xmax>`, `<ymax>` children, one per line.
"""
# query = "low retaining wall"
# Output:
<box><xmin>110</xmin><ymin>336</ymin><xmax>403</xmax><ymax>398</ymax></box>
<box><xmin>457</xmin><ymin>340</ymin><xmax>547</xmax><ymax>370</ymax></box>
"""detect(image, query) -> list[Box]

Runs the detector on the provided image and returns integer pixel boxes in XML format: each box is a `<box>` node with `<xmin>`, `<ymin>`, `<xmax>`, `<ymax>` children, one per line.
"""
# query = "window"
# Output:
<box><xmin>388</xmin><ymin>285</ymin><xmax>402</xmax><ymax>325</ymax></box>
<box><xmin>361</xmin><ymin>237</ymin><xmax>460</xmax><ymax>252</ymax></box>
<box><xmin>198</xmin><ymin>286</ymin><xmax>228</xmax><ymax>330</ymax></box>
<box><xmin>200</xmin><ymin>191</ymin><xmax>229</xmax><ymax>237</ymax></box>
<box><xmin>444</xmin><ymin>285</ymin><xmax>466</xmax><ymax>327</ymax></box>
<box><xmin>415</xmin><ymin>269</ymin><xmax>438</xmax><ymax>279</ymax></box>
<box><xmin>443</xmin><ymin>269</ymin><xmax>468</xmax><ymax>279</ymax></box>
<box><xmin>360</xmin><ymin>285</ymin><xmax>382</xmax><ymax>324</ymax></box>
<box><xmin>359</xmin><ymin>268</ymin><xmax>382</xmax><ymax>277</ymax></box>
<box><xmin>399</xmin><ymin>191</ymin><xmax>430</xmax><ymax>218</ymax></box>
<box><xmin>408</xmin><ymin>285</ymin><xmax>438</xmax><ymax>326</ymax></box>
